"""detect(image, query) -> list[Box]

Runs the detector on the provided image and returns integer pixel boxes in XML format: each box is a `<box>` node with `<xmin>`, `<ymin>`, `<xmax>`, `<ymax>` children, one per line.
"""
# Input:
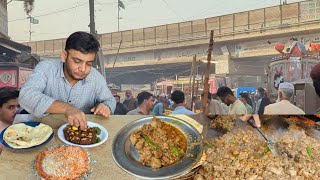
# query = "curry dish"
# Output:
<box><xmin>130</xmin><ymin>117</ymin><xmax>187</xmax><ymax>169</ymax></box>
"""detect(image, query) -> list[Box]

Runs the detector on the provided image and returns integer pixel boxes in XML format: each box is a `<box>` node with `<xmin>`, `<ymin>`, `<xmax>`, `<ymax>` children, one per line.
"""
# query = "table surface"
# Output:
<box><xmin>0</xmin><ymin>114</ymin><xmax>153</xmax><ymax>180</ymax></box>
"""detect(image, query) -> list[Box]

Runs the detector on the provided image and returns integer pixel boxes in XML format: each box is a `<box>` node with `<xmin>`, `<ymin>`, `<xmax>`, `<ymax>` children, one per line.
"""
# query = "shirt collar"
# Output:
<box><xmin>175</xmin><ymin>106</ymin><xmax>186</xmax><ymax>110</ymax></box>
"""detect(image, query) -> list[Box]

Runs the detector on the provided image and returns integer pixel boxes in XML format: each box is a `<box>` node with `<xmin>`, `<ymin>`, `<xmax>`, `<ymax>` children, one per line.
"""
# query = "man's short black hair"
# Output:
<box><xmin>171</xmin><ymin>90</ymin><xmax>185</xmax><ymax>104</ymax></box>
<box><xmin>0</xmin><ymin>87</ymin><xmax>19</xmax><ymax>107</ymax></box>
<box><xmin>137</xmin><ymin>91</ymin><xmax>153</xmax><ymax>105</ymax></box>
<box><xmin>313</xmin><ymin>80</ymin><xmax>320</xmax><ymax>97</ymax></box>
<box><xmin>114</xmin><ymin>95</ymin><xmax>120</xmax><ymax>99</ymax></box>
<box><xmin>311</xmin><ymin>64</ymin><xmax>320</xmax><ymax>97</ymax></box>
<box><xmin>216</xmin><ymin>86</ymin><xmax>233</xmax><ymax>98</ymax></box>
<box><xmin>65</xmin><ymin>31</ymin><xmax>100</xmax><ymax>53</ymax></box>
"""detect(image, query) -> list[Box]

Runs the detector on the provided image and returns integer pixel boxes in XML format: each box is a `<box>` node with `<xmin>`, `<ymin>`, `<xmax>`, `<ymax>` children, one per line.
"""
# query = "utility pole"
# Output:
<box><xmin>89</xmin><ymin>0</ymin><xmax>96</xmax><ymax>35</ymax></box>
<box><xmin>202</xmin><ymin>30</ymin><xmax>214</xmax><ymax>114</ymax></box>
<box><xmin>29</xmin><ymin>15</ymin><xmax>32</xmax><ymax>41</ymax></box>
<box><xmin>190</xmin><ymin>55</ymin><xmax>197</xmax><ymax>111</ymax></box>
<box><xmin>118</xmin><ymin>0</ymin><xmax>120</xmax><ymax>32</ymax></box>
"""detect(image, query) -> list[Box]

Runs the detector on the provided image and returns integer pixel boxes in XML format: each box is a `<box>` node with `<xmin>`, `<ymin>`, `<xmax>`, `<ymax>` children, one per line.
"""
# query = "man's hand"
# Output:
<box><xmin>239</xmin><ymin>114</ymin><xmax>261</xmax><ymax>128</ymax></box>
<box><xmin>65</xmin><ymin>106</ymin><xmax>87</xmax><ymax>131</ymax></box>
<box><xmin>91</xmin><ymin>103</ymin><xmax>111</xmax><ymax>118</ymax></box>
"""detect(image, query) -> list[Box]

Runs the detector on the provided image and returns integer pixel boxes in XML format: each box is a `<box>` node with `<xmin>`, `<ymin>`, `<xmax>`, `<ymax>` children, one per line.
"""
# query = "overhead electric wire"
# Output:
<box><xmin>159</xmin><ymin>0</ymin><xmax>186</xmax><ymax>21</ymax></box>
<box><xmin>9</xmin><ymin>1</ymin><xmax>88</xmax><ymax>22</ymax></box>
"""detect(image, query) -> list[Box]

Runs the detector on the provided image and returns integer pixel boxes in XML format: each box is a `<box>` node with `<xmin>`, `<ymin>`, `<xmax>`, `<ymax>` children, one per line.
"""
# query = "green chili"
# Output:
<box><xmin>170</xmin><ymin>146</ymin><xmax>182</xmax><ymax>157</ymax></box>
<box><xmin>307</xmin><ymin>144</ymin><xmax>313</xmax><ymax>160</ymax></box>
<box><xmin>261</xmin><ymin>146</ymin><xmax>270</xmax><ymax>156</ymax></box>
<box><xmin>143</xmin><ymin>135</ymin><xmax>160</xmax><ymax>150</ymax></box>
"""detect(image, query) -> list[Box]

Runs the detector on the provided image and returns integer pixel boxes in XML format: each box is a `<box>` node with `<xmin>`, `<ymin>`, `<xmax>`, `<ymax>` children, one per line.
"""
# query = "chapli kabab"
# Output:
<box><xmin>130</xmin><ymin>117</ymin><xmax>187</xmax><ymax>169</ymax></box>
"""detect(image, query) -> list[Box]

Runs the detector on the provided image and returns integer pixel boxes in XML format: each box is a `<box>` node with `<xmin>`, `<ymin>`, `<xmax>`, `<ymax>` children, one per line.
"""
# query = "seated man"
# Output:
<box><xmin>113</xmin><ymin>95</ymin><xmax>128</xmax><ymax>115</ymax></box>
<box><xmin>264</xmin><ymin>82</ymin><xmax>305</xmax><ymax>115</ymax></box>
<box><xmin>216</xmin><ymin>86</ymin><xmax>247</xmax><ymax>115</ymax></box>
<box><xmin>0</xmin><ymin>87</ymin><xmax>20</xmax><ymax>154</ymax></box>
<box><xmin>19</xmin><ymin>32</ymin><xmax>116</xmax><ymax>130</ymax></box>
<box><xmin>127</xmin><ymin>91</ymin><xmax>154</xmax><ymax>115</ymax></box>
<box><xmin>171</xmin><ymin>90</ymin><xmax>195</xmax><ymax>115</ymax></box>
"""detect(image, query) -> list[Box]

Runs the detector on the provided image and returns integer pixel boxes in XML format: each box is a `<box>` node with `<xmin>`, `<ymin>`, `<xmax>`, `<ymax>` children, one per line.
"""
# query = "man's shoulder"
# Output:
<box><xmin>34</xmin><ymin>60</ymin><xmax>60</xmax><ymax>70</ymax></box>
<box><xmin>127</xmin><ymin>108</ymin><xmax>139</xmax><ymax>115</ymax></box>
<box><xmin>130</xmin><ymin>97</ymin><xmax>138</xmax><ymax>102</ymax></box>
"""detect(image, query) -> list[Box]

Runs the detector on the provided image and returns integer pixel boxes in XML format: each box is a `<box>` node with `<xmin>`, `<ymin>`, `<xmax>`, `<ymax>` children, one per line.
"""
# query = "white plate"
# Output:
<box><xmin>58</xmin><ymin>121</ymin><xmax>108</xmax><ymax>148</ymax></box>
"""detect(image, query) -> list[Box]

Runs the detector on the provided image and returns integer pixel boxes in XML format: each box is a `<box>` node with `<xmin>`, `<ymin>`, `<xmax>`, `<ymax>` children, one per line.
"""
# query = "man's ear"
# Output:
<box><xmin>61</xmin><ymin>50</ymin><xmax>67</xmax><ymax>63</ymax></box>
<box><xmin>278</xmin><ymin>91</ymin><xmax>282</xmax><ymax>100</ymax></box>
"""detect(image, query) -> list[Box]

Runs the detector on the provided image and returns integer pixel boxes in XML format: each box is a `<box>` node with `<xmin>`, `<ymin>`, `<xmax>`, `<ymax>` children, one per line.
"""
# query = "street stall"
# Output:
<box><xmin>267</xmin><ymin>41</ymin><xmax>319</xmax><ymax>98</ymax></box>
<box><xmin>291</xmin><ymin>79</ymin><xmax>320</xmax><ymax>114</ymax></box>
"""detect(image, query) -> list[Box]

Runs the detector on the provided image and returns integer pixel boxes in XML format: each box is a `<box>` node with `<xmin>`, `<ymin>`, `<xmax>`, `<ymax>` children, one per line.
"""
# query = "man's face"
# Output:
<box><xmin>61</xmin><ymin>49</ymin><xmax>95</xmax><ymax>81</ymax></box>
<box><xmin>145</xmin><ymin>96</ymin><xmax>155</xmax><ymax>110</ymax></box>
<box><xmin>219</xmin><ymin>95</ymin><xmax>232</xmax><ymax>106</ymax></box>
<box><xmin>0</xmin><ymin>99</ymin><xmax>19</xmax><ymax>124</ymax></box>
<box><xmin>125</xmin><ymin>91</ymin><xmax>132</xmax><ymax>98</ymax></box>
<box><xmin>239</xmin><ymin>97</ymin><xmax>246</xmax><ymax>104</ymax></box>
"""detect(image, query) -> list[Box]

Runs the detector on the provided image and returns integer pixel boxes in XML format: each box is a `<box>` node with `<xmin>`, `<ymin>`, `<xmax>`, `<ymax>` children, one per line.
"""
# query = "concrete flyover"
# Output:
<box><xmin>24</xmin><ymin>1</ymin><xmax>320</xmax><ymax>87</ymax></box>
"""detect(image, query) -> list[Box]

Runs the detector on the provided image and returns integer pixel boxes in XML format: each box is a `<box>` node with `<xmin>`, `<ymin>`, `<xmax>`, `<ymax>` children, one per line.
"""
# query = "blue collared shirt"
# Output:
<box><xmin>19</xmin><ymin>60</ymin><xmax>116</xmax><ymax>117</ymax></box>
<box><xmin>152</xmin><ymin>102</ymin><xmax>164</xmax><ymax>115</ymax></box>
<box><xmin>171</xmin><ymin>106</ymin><xmax>195</xmax><ymax>115</ymax></box>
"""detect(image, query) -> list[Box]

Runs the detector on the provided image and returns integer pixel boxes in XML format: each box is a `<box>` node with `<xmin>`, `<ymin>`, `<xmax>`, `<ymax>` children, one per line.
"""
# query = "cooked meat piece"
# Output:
<box><xmin>151</xmin><ymin>118</ymin><xmax>162</xmax><ymax>128</ymax></box>
<box><xmin>130</xmin><ymin>132</ymin><xmax>140</xmax><ymax>145</ymax></box>
<box><xmin>135</xmin><ymin>139</ymin><xmax>145</xmax><ymax>150</ymax></box>
<box><xmin>142</xmin><ymin>124</ymin><xmax>153</xmax><ymax>135</ymax></box>
<box><xmin>150</xmin><ymin>157</ymin><xmax>162</xmax><ymax>169</ymax></box>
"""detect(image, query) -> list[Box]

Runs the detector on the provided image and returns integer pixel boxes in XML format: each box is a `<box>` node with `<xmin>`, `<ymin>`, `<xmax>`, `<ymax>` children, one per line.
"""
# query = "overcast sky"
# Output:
<box><xmin>8</xmin><ymin>0</ymin><xmax>304</xmax><ymax>42</ymax></box>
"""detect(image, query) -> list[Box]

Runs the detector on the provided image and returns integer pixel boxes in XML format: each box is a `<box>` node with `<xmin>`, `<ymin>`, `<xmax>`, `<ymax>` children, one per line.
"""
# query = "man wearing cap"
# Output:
<box><xmin>264</xmin><ymin>82</ymin><xmax>305</xmax><ymax>115</ymax></box>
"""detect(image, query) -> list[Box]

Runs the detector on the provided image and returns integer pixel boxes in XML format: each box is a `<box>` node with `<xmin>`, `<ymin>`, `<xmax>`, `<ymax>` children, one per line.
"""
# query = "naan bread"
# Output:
<box><xmin>3</xmin><ymin>123</ymin><xmax>53</xmax><ymax>149</ymax></box>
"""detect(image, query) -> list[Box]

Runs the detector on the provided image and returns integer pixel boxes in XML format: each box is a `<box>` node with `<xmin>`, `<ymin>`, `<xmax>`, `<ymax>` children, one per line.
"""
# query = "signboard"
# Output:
<box><xmin>0</xmin><ymin>67</ymin><xmax>33</xmax><ymax>88</ymax></box>
<box><xmin>0</xmin><ymin>3</ymin><xmax>8</xmax><ymax>37</ymax></box>
<box><xmin>0</xmin><ymin>69</ymin><xmax>17</xmax><ymax>88</ymax></box>
<box><xmin>300</xmin><ymin>1</ymin><xmax>320</xmax><ymax>22</ymax></box>
<box><xmin>19</xmin><ymin>67</ymin><xmax>33</xmax><ymax>88</ymax></box>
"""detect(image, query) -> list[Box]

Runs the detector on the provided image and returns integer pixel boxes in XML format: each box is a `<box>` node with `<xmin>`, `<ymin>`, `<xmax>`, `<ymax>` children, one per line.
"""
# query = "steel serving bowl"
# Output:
<box><xmin>112</xmin><ymin>116</ymin><xmax>203</xmax><ymax>179</ymax></box>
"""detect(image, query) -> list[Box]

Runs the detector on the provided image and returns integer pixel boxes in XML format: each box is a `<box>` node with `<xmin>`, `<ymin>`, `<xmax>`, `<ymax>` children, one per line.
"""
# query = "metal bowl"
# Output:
<box><xmin>112</xmin><ymin>116</ymin><xmax>203</xmax><ymax>179</ymax></box>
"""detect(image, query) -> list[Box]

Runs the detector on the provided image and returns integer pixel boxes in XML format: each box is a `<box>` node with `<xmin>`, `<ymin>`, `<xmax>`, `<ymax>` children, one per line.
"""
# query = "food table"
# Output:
<box><xmin>0</xmin><ymin>114</ymin><xmax>151</xmax><ymax>180</ymax></box>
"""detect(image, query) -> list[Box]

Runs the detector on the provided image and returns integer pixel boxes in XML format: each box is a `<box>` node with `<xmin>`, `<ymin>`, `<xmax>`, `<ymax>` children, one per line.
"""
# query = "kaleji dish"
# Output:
<box><xmin>130</xmin><ymin>117</ymin><xmax>187</xmax><ymax>169</ymax></box>
<box><xmin>63</xmin><ymin>125</ymin><xmax>101</xmax><ymax>145</ymax></box>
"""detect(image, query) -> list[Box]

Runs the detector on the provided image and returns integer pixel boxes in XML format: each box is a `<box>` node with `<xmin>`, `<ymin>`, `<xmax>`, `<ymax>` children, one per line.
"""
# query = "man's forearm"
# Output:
<box><xmin>47</xmin><ymin>100</ymin><xmax>75</xmax><ymax>114</ymax></box>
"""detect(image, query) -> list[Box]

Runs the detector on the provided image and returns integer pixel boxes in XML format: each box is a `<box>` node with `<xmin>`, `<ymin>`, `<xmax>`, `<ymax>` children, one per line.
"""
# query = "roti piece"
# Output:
<box><xmin>3</xmin><ymin>123</ymin><xmax>53</xmax><ymax>148</ymax></box>
<box><xmin>35</xmin><ymin>146</ymin><xmax>90</xmax><ymax>180</ymax></box>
